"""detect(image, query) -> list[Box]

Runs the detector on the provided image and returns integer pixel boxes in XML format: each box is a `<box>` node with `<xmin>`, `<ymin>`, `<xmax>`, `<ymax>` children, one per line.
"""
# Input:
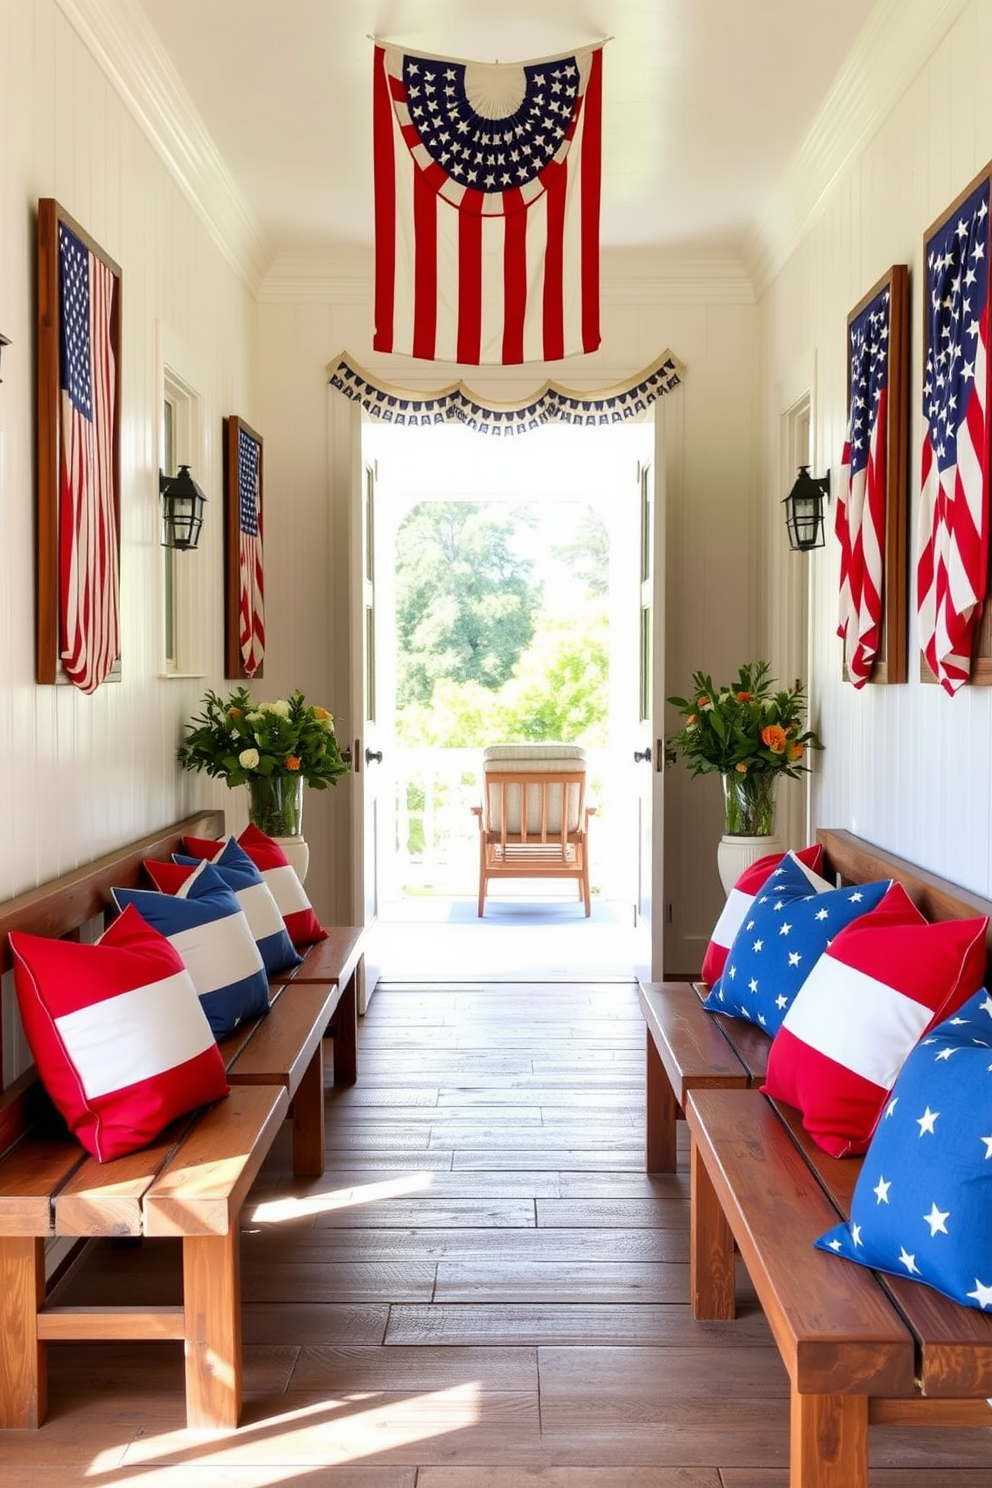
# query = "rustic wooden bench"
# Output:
<box><xmin>637</xmin><ymin>826</ymin><xmax>983</xmax><ymax>1172</ymax></box>
<box><xmin>0</xmin><ymin>810</ymin><xmax>363</xmax><ymax>1432</ymax></box>
<box><xmin>681</xmin><ymin>833</ymin><xmax>992</xmax><ymax>1487</ymax></box>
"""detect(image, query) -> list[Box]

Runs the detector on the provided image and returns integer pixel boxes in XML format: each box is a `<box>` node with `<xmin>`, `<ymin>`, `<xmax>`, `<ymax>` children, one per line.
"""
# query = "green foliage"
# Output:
<box><xmin>666</xmin><ymin>660</ymin><xmax>823</xmax><ymax>779</ymax></box>
<box><xmin>396</xmin><ymin>608</ymin><xmax>609</xmax><ymax>748</ymax></box>
<box><xmin>177</xmin><ymin>687</ymin><xmax>349</xmax><ymax>790</ymax></box>
<box><xmin>395</xmin><ymin>503</ymin><xmax>542</xmax><ymax>706</ymax></box>
<box><xmin>550</xmin><ymin>510</ymin><xmax>609</xmax><ymax>597</ymax></box>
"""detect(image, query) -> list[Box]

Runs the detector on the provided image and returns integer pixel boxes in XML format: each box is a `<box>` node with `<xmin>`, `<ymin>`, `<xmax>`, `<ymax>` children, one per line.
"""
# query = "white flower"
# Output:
<box><xmin>239</xmin><ymin>748</ymin><xmax>260</xmax><ymax>769</ymax></box>
<box><xmin>246</xmin><ymin>711</ymin><xmax>264</xmax><ymax>725</ymax></box>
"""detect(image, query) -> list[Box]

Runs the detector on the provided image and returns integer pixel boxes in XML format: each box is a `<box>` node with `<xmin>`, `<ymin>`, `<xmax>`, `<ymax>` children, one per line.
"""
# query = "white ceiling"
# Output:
<box><xmin>134</xmin><ymin>0</ymin><xmax>880</xmax><ymax>261</ymax></box>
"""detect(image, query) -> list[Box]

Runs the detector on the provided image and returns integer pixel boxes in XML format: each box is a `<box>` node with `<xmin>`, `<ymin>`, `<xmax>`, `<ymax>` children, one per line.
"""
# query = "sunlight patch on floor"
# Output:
<box><xmin>250</xmin><ymin>1171</ymin><xmax>435</xmax><ymax>1224</ymax></box>
<box><xmin>104</xmin><ymin>1385</ymin><xmax>484</xmax><ymax>1473</ymax></box>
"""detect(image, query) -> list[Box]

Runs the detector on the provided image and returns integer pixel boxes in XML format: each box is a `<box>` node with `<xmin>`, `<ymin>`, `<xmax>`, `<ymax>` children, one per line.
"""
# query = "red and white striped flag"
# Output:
<box><xmin>373</xmin><ymin>41</ymin><xmax>602</xmax><ymax>365</ymax></box>
<box><xmin>237</xmin><ymin>425</ymin><xmax>265</xmax><ymax>676</ymax></box>
<box><xmin>917</xmin><ymin>177</ymin><xmax>992</xmax><ymax>694</ymax></box>
<box><xmin>837</xmin><ymin>284</ymin><xmax>890</xmax><ymax>686</ymax></box>
<box><xmin>58</xmin><ymin>221</ymin><xmax>119</xmax><ymax>693</ymax></box>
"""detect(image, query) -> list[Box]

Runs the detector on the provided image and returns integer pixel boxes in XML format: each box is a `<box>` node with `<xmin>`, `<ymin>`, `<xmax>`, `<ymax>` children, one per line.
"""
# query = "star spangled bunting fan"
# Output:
<box><xmin>373</xmin><ymin>40</ymin><xmax>603</xmax><ymax>365</ymax></box>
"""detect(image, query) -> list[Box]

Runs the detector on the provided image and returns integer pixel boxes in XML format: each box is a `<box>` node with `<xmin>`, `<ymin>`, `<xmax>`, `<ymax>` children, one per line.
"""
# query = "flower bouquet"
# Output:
<box><xmin>666</xmin><ymin>660</ymin><xmax>823</xmax><ymax>836</ymax></box>
<box><xmin>178</xmin><ymin>687</ymin><xmax>349</xmax><ymax>837</ymax></box>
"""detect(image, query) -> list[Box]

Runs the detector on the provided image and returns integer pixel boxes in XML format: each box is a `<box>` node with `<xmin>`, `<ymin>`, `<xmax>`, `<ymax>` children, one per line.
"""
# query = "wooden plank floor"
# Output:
<box><xmin>4</xmin><ymin>980</ymin><xmax>991</xmax><ymax>1485</ymax></box>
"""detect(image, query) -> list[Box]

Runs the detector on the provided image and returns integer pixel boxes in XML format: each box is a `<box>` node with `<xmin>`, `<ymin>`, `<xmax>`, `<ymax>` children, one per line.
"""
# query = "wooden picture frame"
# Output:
<box><xmin>839</xmin><ymin>264</ymin><xmax>909</xmax><ymax>686</ymax></box>
<box><xmin>919</xmin><ymin>161</ymin><xmax>992</xmax><ymax>687</ymax></box>
<box><xmin>223</xmin><ymin>415</ymin><xmax>265</xmax><ymax>679</ymax></box>
<box><xmin>36</xmin><ymin>199</ymin><xmax>123</xmax><ymax>689</ymax></box>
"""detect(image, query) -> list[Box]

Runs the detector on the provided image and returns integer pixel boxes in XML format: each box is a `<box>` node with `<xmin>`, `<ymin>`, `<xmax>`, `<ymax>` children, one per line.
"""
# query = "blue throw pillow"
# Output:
<box><xmin>174</xmin><ymin>837</ymin><xmax>301</xmax><ymax>975</ymax></box>
<box><xmin>816</xmin><ymin>988</ymin><xmax>992</xmax><ymax>1311</ymax></box>
<box><xmin>112</xmin><ymin>861</ymin><xmax>270</xmax><ymax>1039</ymax></box>
<box><xmin>702</xmin><ymin>853</ymin><xmax>894</xmax><ymax>1034</ymax></box>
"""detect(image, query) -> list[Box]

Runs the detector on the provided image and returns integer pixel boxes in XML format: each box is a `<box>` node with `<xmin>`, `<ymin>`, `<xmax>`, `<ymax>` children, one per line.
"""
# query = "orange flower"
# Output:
<box><xmin>761</xmin><ymin>724</ymin><xmax>788</xmax><ymax>754</ymax></box>
<box><xmin>789</xmin><ymin>742</ymin><xmax>805</xmax><ymax>762</ymax></box>
<box><xmin>735</xmin><ymin>761</ymin><xmax>748</xmax><ymax>773</ymax></box>
<box><xmin>696</xmin><ymin>695</ymin><xmax>710</xmax><ymax>709</ymax></box>
<box><xmin>686</xmin><ymin>713</ymin><xmax>699</xmax><ymax>726</ymax></box>
<box><xmin>228</xmin><ymin>707</ymin><xmax>242</xmax><ymax>718</ymax></box>
<box><xmin>285</xmin><ymin>755</ymin><xmax>301</xmax><ymax>771</ymax></box>
<box><xmin>736</xmin><ymin>691</ymin><xmax>752</xmax><ymax>701</ymax></box>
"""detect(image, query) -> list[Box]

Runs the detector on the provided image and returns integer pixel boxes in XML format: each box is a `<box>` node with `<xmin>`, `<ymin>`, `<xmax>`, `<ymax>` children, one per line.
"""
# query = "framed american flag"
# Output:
<box><xmin>36</xmin><ymin>199</ymin><xmax>122</xmax><ymax>691</ymax></box>
<box><xmin>223</xmin><ymin>415</ymin><xmax>265</xmax><ymax>679</ymax></box>
<box><xmin>836</xmin><ymin>264</ymin><xmax>909</xmax><ymax>687</ymax></box>
<box><xmin>919</xmin><ymin>163</ymin><xmax>992</xmax><ymax>691</ymax></box>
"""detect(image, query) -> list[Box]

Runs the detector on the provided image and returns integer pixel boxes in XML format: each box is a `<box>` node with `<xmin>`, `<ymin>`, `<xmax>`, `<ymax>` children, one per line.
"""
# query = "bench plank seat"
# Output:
<box><xmin>0</xmin><ymin>811</ymin><xmax>363</xmax><ymax>1432</ymax></box>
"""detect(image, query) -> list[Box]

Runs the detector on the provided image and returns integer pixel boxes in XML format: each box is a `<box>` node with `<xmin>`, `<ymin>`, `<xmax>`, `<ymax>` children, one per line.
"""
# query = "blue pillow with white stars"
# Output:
<box><xmin>701</xmin><ymin>853</ymin><xmax>894</xmax><ymax>1035</ymax></box>
<box><xmin>816</xmin><ymin>988</ymin><xmax>992</xmax><ymax>1312</ymax></box>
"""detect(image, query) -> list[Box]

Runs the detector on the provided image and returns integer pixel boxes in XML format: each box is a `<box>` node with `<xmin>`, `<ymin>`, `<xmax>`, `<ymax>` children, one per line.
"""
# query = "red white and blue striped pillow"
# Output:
<box><xmin>763</xmin><ymin>893</ymin><xmax>988</xmax><ymax>1156</ymax></box>
<box><xmin>9</xmin><ymin>904</ymin><xmax>229</xmax><ymax>1163</ymax></box>
<box><xmin>182</xmin><ymin>825</ymin><xmax>327</xmax><ymax>948</ymax></box>
<box><xmin>167</xmin><ymin>837</ymin><xmax>302</xmax><ymax>974</ymax></box>
<box><xmin>114</xmin><ymin>861</ymin><xmax>271</xmax><ymax>1039</ymax></box>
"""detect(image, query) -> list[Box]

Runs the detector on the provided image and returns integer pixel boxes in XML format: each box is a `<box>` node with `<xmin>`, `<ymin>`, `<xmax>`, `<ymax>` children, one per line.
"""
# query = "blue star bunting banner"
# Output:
<box><xmin>327</xmin><ymin>351</ymin><xmax>684</xmax><ymax>433</ymax></box>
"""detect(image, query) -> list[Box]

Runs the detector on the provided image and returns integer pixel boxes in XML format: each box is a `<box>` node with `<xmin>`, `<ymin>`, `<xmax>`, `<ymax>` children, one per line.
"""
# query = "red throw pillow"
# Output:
<box><xmin>700</xmin><ymin>844</ymin><xmax>825</xmax><ymax>986</ymax></box>
<box><xmin>9</xmin><ymin>905</ymin><xmax>229</xmax><ymax>1163</ymax></box>
<box><xmin>183</xmin><ymin>825</ymin><xmax>327</xmax><ymax>948</ymax></box>
<box><xmin>762</xmin><ymin>896</ymin><xmax>989</xmax><ymax>1157</ymax></box>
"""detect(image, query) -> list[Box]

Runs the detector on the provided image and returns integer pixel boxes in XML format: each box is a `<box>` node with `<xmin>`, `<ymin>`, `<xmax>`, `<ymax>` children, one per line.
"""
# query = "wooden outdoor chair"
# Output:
<box><xmin>472</xmin><ymin>744</ymin><xmax>595</xmax><ymax>917</ymax></box>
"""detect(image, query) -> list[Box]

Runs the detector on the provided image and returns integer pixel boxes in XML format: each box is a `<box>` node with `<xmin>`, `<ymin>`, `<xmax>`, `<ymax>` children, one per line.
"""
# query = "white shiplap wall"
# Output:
<box><xmin>761</xmin><ymin>0</ymin><xmax>992</xmax><ymax>898</ymax></box>
<box><xmin>0</xmin><ymin>0</ymin><xmax>258</xmax><ymax>1076</ymax></box>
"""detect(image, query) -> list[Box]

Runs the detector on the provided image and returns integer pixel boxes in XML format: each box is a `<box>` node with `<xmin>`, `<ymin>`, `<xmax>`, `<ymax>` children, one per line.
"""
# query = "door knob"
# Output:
<box><xmin>365</xmin><ymin>747</ymin><xmax>383</xmax><ymax>765</ymax></box>
<box><xmin>633</xmin><ymin>746</ymin><xmax>652</xmax><ymax>764</ymax></box>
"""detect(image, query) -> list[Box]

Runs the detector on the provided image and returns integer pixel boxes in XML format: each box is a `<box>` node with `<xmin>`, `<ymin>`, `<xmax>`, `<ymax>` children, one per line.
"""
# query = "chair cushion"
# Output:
<box><xmin>9</xmin><ymin>904</ymin><xmax>230</xmax><ymax>1163</ymax></box>
<box><xmin>482</xmin><ymin>744</ymin><xmax>586</xmax><ymax>768</ymax></box>
<box><xmin>815</xmin><ymin>987</ymin><xmax>992</xmax><ymax>1310</ymax></box>
<box><xmin>482</xmin><ymin>746</ymin><xmax>587</xmax><ymax>835</ymax></box>
<box><xmin>762</xmin><ymin>899</ymin><xmax>988</xmax><ymax>1156</ymax></box>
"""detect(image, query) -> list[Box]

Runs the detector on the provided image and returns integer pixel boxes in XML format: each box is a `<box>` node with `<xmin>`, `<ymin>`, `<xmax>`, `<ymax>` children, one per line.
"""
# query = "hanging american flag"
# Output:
<box><xmin>372</xmin><ymin>41</ymin><xmax>603</xmax><ymax>365</ymax></box>
<box><xmin>237</xmin><ymin>426</ymin><xmax>264</xmax><ymax>676</ymax></box>
<box><xmin>917</xmin><ymin>176</ymin><xmax>992</xmax><ymax>694</ymax></box>
<box><xmin>58</xmin><ymin>220</ymin><xmax>119</xmax><ymax>693</ymax></box>
<box><xmin>837</xmin><ymin>283</ymin><xmax>891</xmax><ymax>687</ymax></box>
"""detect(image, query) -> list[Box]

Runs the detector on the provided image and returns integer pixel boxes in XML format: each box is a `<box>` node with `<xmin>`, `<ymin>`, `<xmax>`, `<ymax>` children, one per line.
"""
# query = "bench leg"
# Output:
<box><xmin>330</xmin><ymin>967</ymin><xmax>359</xmax><ymax>1085</ymax></box>
<box><xmin>690</xmin><ymin>1136</ymin><xmax>736</xmax><ymax>1320</ymax></box>
<box><xmin>0</xmin><ymin>1235</ymin><xmax>47</xmax><ymax>1427</ymax></box>
<box><xmin>182</xmin><ymin>1230</ymin><xmax>242</xmax><ymax>1430</ymax></box>
<box><xmin>291</xmin><ymin>1043</ymin><xmax>326</xmax><ymax>1177</ymax></box>
<box><xmin>645</xmin><ymin>1029</ymin><xmax>678</xmax><ymax>1173</ymax></box>
<box><xmin>791</xmin><ymin>1387</ymin><xmax>868</xmax><ymax>1488</ymax></box>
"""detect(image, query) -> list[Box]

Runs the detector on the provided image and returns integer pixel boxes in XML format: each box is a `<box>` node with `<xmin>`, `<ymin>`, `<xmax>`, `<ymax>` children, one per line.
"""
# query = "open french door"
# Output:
<box><xmin>632</xmin><ymin>454</ymin><xmax>661</xmax><ymax>982</ymax></box>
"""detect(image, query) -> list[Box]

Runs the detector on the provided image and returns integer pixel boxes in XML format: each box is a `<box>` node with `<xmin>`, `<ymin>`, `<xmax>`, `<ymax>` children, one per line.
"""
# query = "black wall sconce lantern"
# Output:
<box><xmin>0</xmin><ymin>334</ymin><xmax>10</xmax><ymax>381</ymax></box>
<box><xmin>159</xmin><ymin>465</ymin><xmax>207</xmax><ymax>551</ymax></box>
<box><xmin>783</xmin><ymin>465</ymin><xmax>829</xmax><ymax>552</ymax></box>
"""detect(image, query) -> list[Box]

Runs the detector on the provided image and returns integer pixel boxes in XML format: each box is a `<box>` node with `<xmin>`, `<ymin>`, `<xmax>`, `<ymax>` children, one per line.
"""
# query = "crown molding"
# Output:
<box><xmin>259</xmin><ymin>249</ymin><xmax>754</xmax><ymax>305</ymax></box>
<box><xmin>55</xmin><ymin>0</ymin><xmax>271</xmax><ymax>293</ymax></box>
<box><xmin>743</xmin><ymin>0</ymin><xmax>972</xmax><ymax>296</ymax></box>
